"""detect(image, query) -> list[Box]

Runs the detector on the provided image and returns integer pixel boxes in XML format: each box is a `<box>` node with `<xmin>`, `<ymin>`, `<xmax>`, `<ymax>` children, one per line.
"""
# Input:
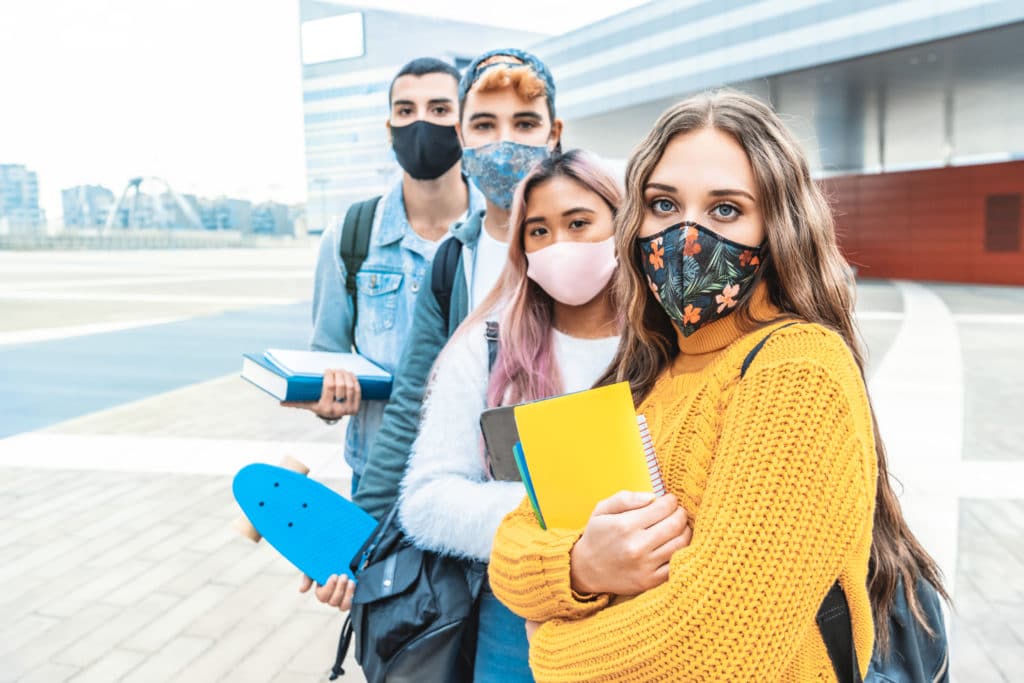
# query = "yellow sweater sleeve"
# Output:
<box><xmin>523</xmin><ymin>344</ymin><xmax>876</xmax><ymax>681</ymax></box>
<box><xmin>489</xmin><ymin>497</ymin><xmax>611</xmax><ymax>621</ymax></box>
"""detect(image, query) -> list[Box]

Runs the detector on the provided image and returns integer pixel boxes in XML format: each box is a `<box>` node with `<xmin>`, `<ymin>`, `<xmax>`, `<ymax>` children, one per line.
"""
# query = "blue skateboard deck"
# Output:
<box><xmin>232</xmin><ymin>463</ymin><xmax>378</xmax><ymax>584</ymax></box>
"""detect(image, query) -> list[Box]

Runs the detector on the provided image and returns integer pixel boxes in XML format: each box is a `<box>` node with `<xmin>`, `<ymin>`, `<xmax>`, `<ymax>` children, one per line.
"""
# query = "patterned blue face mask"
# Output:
<box><xmin>461</xmin><ymin>141</ymin><xmax>550</xmax><ymax>210</ymax></box>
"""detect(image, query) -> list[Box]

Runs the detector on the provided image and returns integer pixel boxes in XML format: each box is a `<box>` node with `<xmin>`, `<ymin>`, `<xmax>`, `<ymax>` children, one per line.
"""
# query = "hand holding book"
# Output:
<box><xmin>240</xmin><ymin>349</ymin><xmax>392</xmax><ymax>419</ymax></box>
<box><xmin>501</xmin><ymin>382</ymin><xmax>693</xmax><ymax>599</ymax></box>
<box><xmin>282</xmin><ymin>367</ymin><xmax>362</xmax><ymax>420</ymax></box>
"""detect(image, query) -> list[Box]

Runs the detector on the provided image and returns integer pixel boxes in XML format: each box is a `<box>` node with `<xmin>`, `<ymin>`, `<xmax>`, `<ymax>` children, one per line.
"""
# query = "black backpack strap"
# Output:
<box><xmin>740</xmin><ymin>320</ymin><xmax>861</xmax><ymax>682</ymax></box>
<box><xmin>817</xmin><ymin>583</ymin><xmax>862</xmax><ymax>683</ymax></box>
<box><xmin>485</xmin><ymin>321</ymin><xmax>499</xmax><ymax>372</ymax></box>
<box><xmin>339</xmin><ymin>196</ymin><xmax>382</xmax><ymax>336</ymax></box>
<box><xmin>329</xmin><ymin>615</ymin><xmax>355</xmax><ymax>680</ymax></box>
<box><xmin>431</xmin><ymin>236</ymin><xmax>463</xmax><ymax>328</ymax></box>
<box><xmin>739</xmin><ymin>321</ymin><xmax>800</xmax><ymax>378</ymax></box>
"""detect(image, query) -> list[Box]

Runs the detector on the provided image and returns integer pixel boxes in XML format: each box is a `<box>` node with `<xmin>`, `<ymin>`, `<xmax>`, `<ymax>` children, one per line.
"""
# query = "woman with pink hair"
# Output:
<box><xmin>397</xmin><ymin>150</ymin><xmax>641</xmax><ymax>681</ymax></box>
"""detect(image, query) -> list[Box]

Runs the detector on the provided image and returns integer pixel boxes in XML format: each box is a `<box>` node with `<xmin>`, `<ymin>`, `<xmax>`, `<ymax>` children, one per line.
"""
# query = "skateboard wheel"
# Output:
<box><xmin>232</xmin><ymin>515</ymin><xmax>263</xmax><ymax>543</ymax></box>
<box><xmin>280</xmin><ymin>456</ymin><xmax>310</xmax><ymax>476</ymax></box>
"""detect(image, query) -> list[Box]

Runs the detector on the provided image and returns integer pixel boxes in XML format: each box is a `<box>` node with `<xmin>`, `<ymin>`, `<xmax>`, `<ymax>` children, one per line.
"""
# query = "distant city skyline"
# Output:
<box><xmin>0</xmin><ymin>0</ymin><xmax>648</xmax><ymax>224</ymax></box>
<box><xmin>59</xmin><ymin>178</ymin><xmax>300</xmax><ymax>235</ymax></box>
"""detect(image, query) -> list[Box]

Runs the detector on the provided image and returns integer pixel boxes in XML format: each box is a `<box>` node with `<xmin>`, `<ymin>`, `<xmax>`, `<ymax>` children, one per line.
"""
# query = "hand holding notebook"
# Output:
<box><xmin>569</xmin><ymin>489</ymin><xmax>690</xmax><ymax>597</ymax></box>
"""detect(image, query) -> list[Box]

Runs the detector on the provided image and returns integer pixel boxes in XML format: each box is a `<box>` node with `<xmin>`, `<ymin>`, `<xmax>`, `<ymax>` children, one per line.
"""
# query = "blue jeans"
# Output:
<box><xmin>474</xmin><ymin>585</ymin><xmax>533</xmax><ymax>682</ymax></box>
<box><xmin>350</xmin><ymin>473</ymin><xmax>361</xmax><ymax>499</ymax></box>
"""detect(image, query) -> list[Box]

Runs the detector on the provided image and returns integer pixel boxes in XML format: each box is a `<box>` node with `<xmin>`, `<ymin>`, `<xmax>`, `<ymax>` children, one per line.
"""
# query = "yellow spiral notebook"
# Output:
<box><xmin>513</xmin><ymin>381</ymin><xmax>664</xmax><ymax>530</ymax></box>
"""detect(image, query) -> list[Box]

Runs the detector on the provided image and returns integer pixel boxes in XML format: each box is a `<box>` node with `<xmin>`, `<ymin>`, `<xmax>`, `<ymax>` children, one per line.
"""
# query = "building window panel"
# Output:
<box><xmin>304</xmin><ymin>81</ymin><xmax>388</xmax><ymax>103</ymax></box>
<box><xmin>301</xmin><ymin>13</ymin><xmax>365</xmax><ymax>65</ymax></box>
<box><xmin>985</xmin><ymin>194</ymin><xmax>1021</xmax><ymax>253</ymax></box>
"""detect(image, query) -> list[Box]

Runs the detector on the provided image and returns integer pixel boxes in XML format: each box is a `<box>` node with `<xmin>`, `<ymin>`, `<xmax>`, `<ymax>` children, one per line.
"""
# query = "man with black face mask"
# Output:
<box><xmin>287</xmin><ymin>58</ymin><xmax>484</xmax><ymax>499</ymax></box>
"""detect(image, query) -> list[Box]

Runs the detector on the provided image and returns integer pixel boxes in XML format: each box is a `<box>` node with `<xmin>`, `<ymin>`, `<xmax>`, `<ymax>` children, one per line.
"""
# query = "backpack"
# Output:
<box><xmin>331</xmin><ymin>503</ymin><xmax>486</xmax><ymax>683</ymax></box>
<box><xmin>431</xmin><ymin>235</ymin><xmax>463</xmax><ymax>328</ymax></box>
<box><xmin>742</xmin><ymin>323</ymin><xmax>949</xmax><ymax>683</ymax></box>
<box><xmin>330</xmin><ymin>324</ymin><xmax>499</xmax><ymax>683</ymax></box>
<box><xmin>339</xmin><ymin>196</ymin><xmax>382</xmax><ymax>336</ymax></box>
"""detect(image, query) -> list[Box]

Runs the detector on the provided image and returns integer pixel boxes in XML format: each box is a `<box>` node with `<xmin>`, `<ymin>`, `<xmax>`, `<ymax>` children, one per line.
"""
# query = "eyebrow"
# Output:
<box><xmin>562</xmin><ymin>207</ymin><xmax>595</xmax><ymax>217</ymax></box>
<box><xmin>524</xmin><ymin>207</ymin><xmax>596</xmax><ymax>224</ymax></box>
<box><xmin>644</xmin><ymin>182</ymin><xmax>756</xmax><ymax>202</ymax></box>
<box><xmin>392</xmin><ymin>97</ymin><xmax>454</xmax><ymax>107</ymax></box>
<box><xmin>513</xmin><ymin>112</ymin><xmax>543</xmax><ymax>121</ymax></box>
<box><xmin>645</xmin><ymin>182</ymin><xmax>676</xmax><ymax>193</ymax></box>
<box><xmin>710</xmin><ymin>188</ymin><xmax>756</xmax><ymax>201</ymax></box>
<box><xmin>468</xmin><ymin>112</ymin><xmax>496</xmax><ymax>122</ymax></box>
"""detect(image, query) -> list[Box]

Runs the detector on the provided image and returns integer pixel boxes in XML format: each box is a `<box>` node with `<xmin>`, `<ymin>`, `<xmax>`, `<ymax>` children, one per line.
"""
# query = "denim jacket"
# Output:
<box><xmin>310</xmin><ymin>178</ymin><xmax>484</xmax><ymax>477</ymax></box>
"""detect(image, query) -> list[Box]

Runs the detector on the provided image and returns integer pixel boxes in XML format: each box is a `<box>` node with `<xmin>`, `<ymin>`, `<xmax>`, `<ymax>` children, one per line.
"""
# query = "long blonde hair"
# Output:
<box><xmin>600</xmin><ymin>89</ymin><xmax>947</xmax><ymax>652</ymax></box>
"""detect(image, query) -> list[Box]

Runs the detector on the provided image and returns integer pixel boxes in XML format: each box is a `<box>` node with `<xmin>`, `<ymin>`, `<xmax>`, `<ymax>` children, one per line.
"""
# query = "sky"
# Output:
<box><xmin>0</xmin><ymin>0</ymin><xmax>650</xmax><ymax>223</ymax></box>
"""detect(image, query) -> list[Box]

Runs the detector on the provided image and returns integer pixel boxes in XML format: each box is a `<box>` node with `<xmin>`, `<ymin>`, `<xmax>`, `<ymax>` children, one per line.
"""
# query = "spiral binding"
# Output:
<box><xmin>636</xmin><ymin>414</ymin><xmax>665</xmax><ymax>497</ymax></box>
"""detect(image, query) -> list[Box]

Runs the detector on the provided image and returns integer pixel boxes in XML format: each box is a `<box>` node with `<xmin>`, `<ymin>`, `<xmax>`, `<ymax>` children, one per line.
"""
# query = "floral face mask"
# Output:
<box><xmin>462</xmin><ymin>141</ymin><xmax>550</xmax><ymax>210</ymax></box>
<box><xmin>637</xmin><ymin>221</ymin><xmax>763</xmax><ymax>337</ymax></box>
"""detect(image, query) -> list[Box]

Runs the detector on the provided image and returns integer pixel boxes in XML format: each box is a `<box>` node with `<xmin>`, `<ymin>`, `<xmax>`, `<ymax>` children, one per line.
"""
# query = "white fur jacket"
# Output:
<box><xmin>398</xmin><ymin>320</ymin><xmax>524</xmax><ymax>562</ymax></box>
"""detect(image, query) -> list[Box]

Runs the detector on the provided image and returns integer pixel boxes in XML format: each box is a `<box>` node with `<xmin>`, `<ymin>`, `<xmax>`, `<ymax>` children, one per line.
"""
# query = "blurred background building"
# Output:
<box><xmin>298</xmin><ymin>0</ymin><xmax>541</xmax><ymax>235</ymax></box>
<box><xmin>0</xmin><ymin>164</ymin><xmax>45</xmax><ymax>234</ymax></box>
<box><xmin>530</xmin><ymin>0</ymin><xmax>1024</xmax><ymax>284</ymax></box>
<box><xmin>299</xmin><ymin>0</ymin><xmax>1024</xmax><ymax>284</ymax></box>
<box><xmin>62</xmin><ymin>185</ymin><xmax>115</xmax><ymax>229</ymax></box>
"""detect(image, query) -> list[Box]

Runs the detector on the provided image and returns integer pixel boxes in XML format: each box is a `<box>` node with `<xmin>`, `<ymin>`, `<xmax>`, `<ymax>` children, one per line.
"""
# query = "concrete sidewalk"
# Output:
<box><xmin>1</xmin><ymin>468</ymin><xmax>362</xmax><ymax>683</ymax></box>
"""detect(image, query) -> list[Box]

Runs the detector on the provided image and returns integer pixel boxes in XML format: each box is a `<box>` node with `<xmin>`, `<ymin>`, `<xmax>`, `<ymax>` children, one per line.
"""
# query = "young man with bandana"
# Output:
<box><xmin>347</xmin><ymin>49</ymin><xmax>563</xmax><ymax>530</ymax></box>
<box><xmin>285</xmin><ymin>58</ymin><xmax>485</xmax><ymax>496</ymax></box>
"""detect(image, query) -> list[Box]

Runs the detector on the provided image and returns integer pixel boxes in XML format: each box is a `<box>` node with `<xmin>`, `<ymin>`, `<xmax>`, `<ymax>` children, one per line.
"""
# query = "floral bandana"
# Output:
<box><xmin>462</xmin><ymin>141</ymin><xmax>550</xmax><ymax>210</ymax></box>
<box><xmin>637</xmin><ymin>221</ymin><xmax>763</xmax><ymax>337</ymax></box>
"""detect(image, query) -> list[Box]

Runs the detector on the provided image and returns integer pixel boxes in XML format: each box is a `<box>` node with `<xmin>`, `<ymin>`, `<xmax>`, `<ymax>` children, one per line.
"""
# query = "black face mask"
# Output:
<box><xmin>390</xmin><ymin>120</ymin><xmax>462</xmax><ymax>180</ymax></box>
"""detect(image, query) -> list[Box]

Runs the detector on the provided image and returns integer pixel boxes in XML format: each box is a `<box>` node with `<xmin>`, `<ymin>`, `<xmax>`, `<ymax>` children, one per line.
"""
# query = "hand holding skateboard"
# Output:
<box><xmin>231</xmin><ymin>456</ymin><xmax>377</xmax><ymax>584</ymax></box>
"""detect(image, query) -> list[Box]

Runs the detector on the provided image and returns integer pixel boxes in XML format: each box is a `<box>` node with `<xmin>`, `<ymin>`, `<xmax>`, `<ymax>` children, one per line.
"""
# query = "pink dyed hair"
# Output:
<box><xmin>454</xmin><ymin>149</ymin><xmax>623</xmax><ymax>408</ymax></box>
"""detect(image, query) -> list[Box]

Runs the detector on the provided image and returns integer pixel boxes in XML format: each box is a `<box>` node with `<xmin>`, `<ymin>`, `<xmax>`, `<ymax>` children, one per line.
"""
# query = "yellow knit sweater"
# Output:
<box><xmin>489</xmin><ymin>289</ymin><xmax>877</xmax><ymax>682</ymax></box>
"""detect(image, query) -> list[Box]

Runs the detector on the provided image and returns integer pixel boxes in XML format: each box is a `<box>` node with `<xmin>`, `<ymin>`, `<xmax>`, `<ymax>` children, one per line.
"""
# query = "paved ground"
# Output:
<box><xmin>0</xmin><ymin>249</ymin><xmax>1021</xmax><ymax>681</ymax></box>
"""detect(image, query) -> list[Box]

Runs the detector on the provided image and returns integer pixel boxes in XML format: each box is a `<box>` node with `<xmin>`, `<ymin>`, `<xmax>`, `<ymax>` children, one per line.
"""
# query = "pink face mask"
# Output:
<box><xmin>525</xmin><ymin>237</ymin><xmax>617</xmax><ymax>306</ymax></box>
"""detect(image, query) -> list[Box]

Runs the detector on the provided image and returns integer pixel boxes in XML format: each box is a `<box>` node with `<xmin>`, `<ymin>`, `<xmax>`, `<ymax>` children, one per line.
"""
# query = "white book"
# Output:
<box><xmin>264</xmin><ymin>349</ymin><xmax>390</xmax><ymax>379</ymax></box>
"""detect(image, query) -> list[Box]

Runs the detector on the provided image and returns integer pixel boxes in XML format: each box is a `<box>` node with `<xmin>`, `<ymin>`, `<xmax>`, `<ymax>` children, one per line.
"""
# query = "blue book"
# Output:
<box><xmin>513</xmin><ymin>442</ymin><xmax>547</xmax><ymax>530</ymax></box>
<box><xmin>241</xmin><ymin>349</ymin><xmax>392</xmax><ymax>402</ymax></box>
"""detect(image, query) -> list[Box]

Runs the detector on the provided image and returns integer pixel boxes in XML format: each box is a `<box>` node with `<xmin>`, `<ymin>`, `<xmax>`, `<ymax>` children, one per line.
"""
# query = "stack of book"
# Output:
<box><xmin>481</xmin><ymin>382</ymin><xmax>664</xmax><ymax>530</ymax></box>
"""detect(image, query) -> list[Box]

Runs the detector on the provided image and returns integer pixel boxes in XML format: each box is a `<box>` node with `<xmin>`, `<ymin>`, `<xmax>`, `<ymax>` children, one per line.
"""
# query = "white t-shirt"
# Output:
<box><xmin>552</xmin><ymin>329</ymin><xmax>620</xmax><ymax>393</ymax></box>
<box><xmin>470</xmin><ymin>223</ymin><xmax>509</xmax><ymax>311</ymax></box>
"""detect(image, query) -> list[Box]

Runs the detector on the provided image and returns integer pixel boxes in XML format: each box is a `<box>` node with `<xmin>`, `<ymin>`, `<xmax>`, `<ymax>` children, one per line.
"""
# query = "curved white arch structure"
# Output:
<box><xmin>104</xmin><ymin>176</ymin><xmax>203</xmax><ymax>231</ymax></box>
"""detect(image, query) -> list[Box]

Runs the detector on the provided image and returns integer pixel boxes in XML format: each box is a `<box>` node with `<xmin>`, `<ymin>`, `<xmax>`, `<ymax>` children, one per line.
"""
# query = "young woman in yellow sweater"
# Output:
<box><xmin>488</xmin><ymin>90</ymin><xmax>946</xmax><ymax>682</ymax></box>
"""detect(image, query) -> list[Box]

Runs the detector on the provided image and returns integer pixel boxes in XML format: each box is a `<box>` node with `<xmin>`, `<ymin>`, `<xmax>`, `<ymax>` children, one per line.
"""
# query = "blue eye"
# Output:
<box><xmin>650</xmin><ymin>198</ymin><xmax>675</xmax><ymax>214</ymax></box>
<box><xmin>713</xmin><ymin>203</ymin><xmax>740</xmax><ymax>219</ymax></box>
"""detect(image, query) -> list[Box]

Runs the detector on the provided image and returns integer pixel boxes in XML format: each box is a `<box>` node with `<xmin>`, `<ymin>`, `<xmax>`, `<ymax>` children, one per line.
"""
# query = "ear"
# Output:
<box><xmin>455</xmin><ymin>120</ymin><xmax>465</xmax><ymax>147</ymax></box>
<box><xmin>548</xmin><ymin>118</ymin><xmax>564</xmax><ymax>151</ymax></box>
<box><xmin>385</xmin><ymin>119</ymin><xmax>393</xmax><ymax>146</ymax></box>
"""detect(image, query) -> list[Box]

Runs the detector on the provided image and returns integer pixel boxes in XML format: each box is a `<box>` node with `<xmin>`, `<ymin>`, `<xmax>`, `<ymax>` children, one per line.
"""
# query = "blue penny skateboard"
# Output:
<box><xmin>232</xmin><ymin>462</ymin><xmax>377</xmax><ymax>584</ymax></box>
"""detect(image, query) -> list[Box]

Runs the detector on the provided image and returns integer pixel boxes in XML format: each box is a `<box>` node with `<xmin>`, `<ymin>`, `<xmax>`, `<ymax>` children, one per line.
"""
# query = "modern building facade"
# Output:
<box><xmin>531</xmin><ymin>0</ymin><xmax>1024</xmax><ymax>284</ymax></box>
<box><xmin>298</xmin><ymin>1</ymin><xmax>540</xmax><ymax>234</ymax></box>
<box><xmin>62</xmin><ymin>185</ymin><xmax>115</xmax><ymax>229</ymax></box>
<box><xmin>252</xmin><ymin>201</ymin><xmax>294</xmax><ymax>236</ymax></box>
<box><xmin>0</xmin><ymin>164</ymin><xmax>44</xmax><ymax>233</ymax></box>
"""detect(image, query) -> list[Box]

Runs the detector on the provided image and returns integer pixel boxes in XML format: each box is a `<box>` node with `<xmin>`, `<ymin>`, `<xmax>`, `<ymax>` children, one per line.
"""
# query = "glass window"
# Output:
<box><xmin>301</xmin><ymin>12</ymin><xmax>364</xmax><ymax>65</ymax></box>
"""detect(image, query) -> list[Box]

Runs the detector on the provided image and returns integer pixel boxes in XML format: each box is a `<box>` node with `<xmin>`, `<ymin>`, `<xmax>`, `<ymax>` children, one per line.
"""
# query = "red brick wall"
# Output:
<box><xmin>821</xmin><ymin>161</ymin><xmax>1024</xmax><ymax>285</ymax></box>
